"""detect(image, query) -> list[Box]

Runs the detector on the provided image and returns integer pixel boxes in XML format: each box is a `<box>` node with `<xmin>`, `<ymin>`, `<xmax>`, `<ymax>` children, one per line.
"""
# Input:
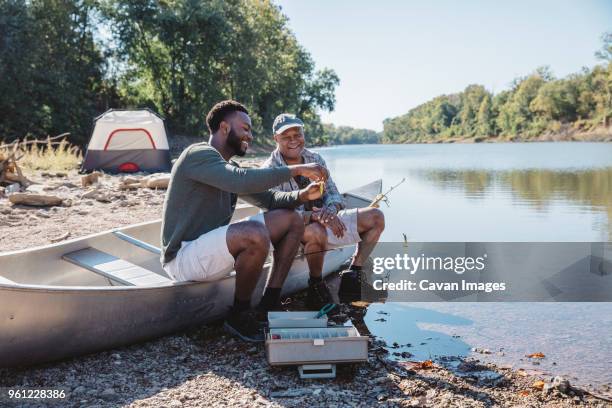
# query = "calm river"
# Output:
<box><xmin>314</xmin><ymin>142</ymin><xmax>612</xmax><ymax>394</ymax></box>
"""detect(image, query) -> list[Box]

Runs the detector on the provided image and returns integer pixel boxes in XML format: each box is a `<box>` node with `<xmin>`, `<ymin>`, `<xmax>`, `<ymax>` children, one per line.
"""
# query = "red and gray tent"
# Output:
<box><xmin>81</xmin><ymin>109</ymin><xmax>172</xmax><ymax>173</ymax></box>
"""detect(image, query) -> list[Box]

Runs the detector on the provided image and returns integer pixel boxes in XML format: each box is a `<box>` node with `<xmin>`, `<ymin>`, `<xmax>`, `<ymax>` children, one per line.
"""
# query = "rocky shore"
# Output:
<box><xmin>1</xmin><ymin>168</ymin><xmax>611</xmax><ymax>407</ymax></box>
<box><xmin>1</xmin><ymin>299</ymin><xmax>610</xmax><ymax>407</ymax></box>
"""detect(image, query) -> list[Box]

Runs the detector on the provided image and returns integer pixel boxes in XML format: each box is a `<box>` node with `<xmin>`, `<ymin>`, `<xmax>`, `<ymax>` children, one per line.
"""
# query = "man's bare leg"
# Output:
<box><xmin>338</xmin><ymin>207</ymin><xmax>385</xmax><ymax>302</ymax></box>
<box><xmin>351</xmin><ymin>207</ymin><xmax>385</xmax><ymax>267</ymax></box>
<box><xmin>226</xmin><ymin>220</ymin><xmax>271</xmax><ymax>302</ymax></box>
<box><xmin>301</xmin><ymin>221</ymin><xmax>335</xmax><ymax>309</ymax></box>
<box><xmin>258</xmin><ymin>209</ymin><xmax>304</xmax><ymax>309</ymax></box>
<box><xmin>302</xmin><ymin>222</ymin><xmax>327</xmax><ymax>279</ymax></box>
<box><xmin>224</xmin><ymin>220</ymin><xmax>272</xmax><ymax>341</ymax></box>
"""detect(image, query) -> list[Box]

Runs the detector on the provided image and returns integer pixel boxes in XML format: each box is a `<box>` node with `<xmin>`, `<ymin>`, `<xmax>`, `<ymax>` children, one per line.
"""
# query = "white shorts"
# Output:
<box><xmin>325</xmin><ymin>208</ymin><xmax>361</xmax><ymax>248</ymax></box>
<box><xmin>163</xmin><ymin>213</ymin><xmax>267</xmax><ymax>282</ymax></box>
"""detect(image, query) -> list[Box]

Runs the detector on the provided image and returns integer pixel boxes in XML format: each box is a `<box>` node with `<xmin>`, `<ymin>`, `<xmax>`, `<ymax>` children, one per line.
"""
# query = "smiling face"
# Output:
<box><xmin>275</xmin><ymin>126</ymin><xmax>305</xmax><ymax>162</ymax></box>
<box><xmin>222</xmin><ymin>111</ymin><xmax>253</xmax><ymax>157</ymax></box>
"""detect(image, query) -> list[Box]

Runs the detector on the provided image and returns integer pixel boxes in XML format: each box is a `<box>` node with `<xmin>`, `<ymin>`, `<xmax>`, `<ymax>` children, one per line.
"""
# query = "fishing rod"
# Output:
<box><xmin>369</xmin><ymin>177</ymin><xmax>406</xmax><ymax>208</ymax></box>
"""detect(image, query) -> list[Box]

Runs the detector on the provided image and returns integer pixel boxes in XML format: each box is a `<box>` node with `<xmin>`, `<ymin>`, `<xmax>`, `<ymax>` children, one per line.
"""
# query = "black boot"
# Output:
<box><xmin>224</xmin><ymin>308</ymin><xmax>265</xmax><ymax>342</ymax></box>
<box><xmin>338</xmin><ymin>266</ymin><xmax>381</xmax><ymax>303</ymax></box>
<box><xmin>338</xmin><ymin>269</ymin><xmax>363</xmax><ymax>303</ymax></box>
<box><xmin>306</xmin><ymin>278</ymin><xmax>335</xmax><ymax>310</ymax></box>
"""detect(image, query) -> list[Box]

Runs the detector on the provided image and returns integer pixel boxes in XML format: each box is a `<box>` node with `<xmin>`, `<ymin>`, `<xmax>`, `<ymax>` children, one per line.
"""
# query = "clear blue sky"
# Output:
<box><xmin>275</xmin><ymin>0</ymin><xmax>612</xmax><ymax>131</ymax></box>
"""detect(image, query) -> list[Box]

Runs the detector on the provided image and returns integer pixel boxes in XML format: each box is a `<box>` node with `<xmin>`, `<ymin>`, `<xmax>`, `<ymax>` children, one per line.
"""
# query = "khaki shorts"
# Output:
<box><xmin>163</xmin><ymin>213</ymin><xmax>267</xmax><ymax>282</ymax></box>
<box><xmin>325</xmin><ymin>208</ymin><xmax>361</xmax><ymax>248</ymax></box>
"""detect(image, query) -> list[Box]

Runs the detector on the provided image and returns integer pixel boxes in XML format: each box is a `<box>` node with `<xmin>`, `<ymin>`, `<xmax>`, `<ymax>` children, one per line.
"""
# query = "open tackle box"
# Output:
<box><xmin>265</xmin><ymin>311</ymin><xmax>369</xmax><ymax>378</ymax></box>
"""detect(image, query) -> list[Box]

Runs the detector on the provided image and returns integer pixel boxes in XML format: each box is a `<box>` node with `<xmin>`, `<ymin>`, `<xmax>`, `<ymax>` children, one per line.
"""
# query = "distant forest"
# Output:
<box><xmin>382</xmin><ymin>33</ymin><xmax>612</xmax><ymax>144</ymax></box>
<box><xmin>318</xmin><ymin>124</ymin><xmax>380</xmax><ymax>145</ymax></box>
<box><xmin>0</xmin><ymin>0</ymin><xmax>339</xmax><ymax>145</ymax></box>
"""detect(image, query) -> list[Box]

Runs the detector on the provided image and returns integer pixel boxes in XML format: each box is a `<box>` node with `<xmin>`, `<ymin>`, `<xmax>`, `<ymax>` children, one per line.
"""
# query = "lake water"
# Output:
<box><xmin>314</xmin><ymin>142</ymin><xmax>612</xmax><ymax>394</ymax></box>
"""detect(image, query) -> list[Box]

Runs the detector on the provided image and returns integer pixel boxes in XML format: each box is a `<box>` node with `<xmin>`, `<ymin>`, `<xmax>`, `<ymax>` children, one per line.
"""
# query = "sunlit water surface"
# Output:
<box><xmin>314</xmin><ymin>143</ymin><xmax>612</xmax><ymax>393</ymax></box>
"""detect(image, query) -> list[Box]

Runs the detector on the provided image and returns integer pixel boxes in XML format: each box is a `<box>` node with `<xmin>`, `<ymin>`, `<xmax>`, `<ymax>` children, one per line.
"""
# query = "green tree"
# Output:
<box><xmin>102</xmin><ymin>0</ymin><xmax>338</xmax><ymax>140</ymax></box>
<box><xmin>0</xmin><ymin>0</ymin><xmax>107</xmax><ymax>143</ymax></box>
<box><xmin>496</xmin><ymin>71</ymin><xmax>547</xmax><ymax>136</ymax></box>
<box><xmin>476</xmin><ymin>94</ymin><xmax>494</xmax><ymax>136</ymax></box>
<box><xmin>458</xmin><ymin>84</ymin><xmax>490</xmax><ymax>136</ymax></box>
<box><xmin>590</xmin><ymin>63</ymin><xmax>612</xmax><ymax>127</ymax></box>
<box><xmin>321</xmin><ymin>124</ymin><xmax>380</xmax><ymax>145</ymax></box>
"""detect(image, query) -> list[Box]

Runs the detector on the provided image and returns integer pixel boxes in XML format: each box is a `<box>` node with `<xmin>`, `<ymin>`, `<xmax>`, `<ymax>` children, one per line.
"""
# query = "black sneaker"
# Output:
<box><xmin>338</xmin><ymin>270</ymin><xmax>362</xmax><ymax>303</ymax></box>
<box><xmin>339</xmin><ymin>268</ymin><xmax>388</xmax><ymax>303</ymax></box>
<box><xmin>306</xmin><ymin>279</ymin><xmax>335</xmax><ymax>310</ymax></box>
<box><xmin>224</xmin><ymin>309</ymin><xmax>265</xmax><ymax>342</ymax></box>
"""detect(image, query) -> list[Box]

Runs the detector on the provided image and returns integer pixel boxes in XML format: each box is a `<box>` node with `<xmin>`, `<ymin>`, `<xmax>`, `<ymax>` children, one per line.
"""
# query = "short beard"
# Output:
<box><xmin>227</xmin><ymin>127</ymin><xmax>246</xmax><ymax>157</ymax></box>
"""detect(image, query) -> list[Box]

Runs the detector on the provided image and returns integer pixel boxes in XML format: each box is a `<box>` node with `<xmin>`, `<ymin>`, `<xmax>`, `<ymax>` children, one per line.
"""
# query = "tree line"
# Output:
<box><xmin>0</xmin><ymin>0</ymin><xmax>339</xmax><ymax>145</ymax></box>
<box><xmin>383</xmin><ymin>33</ymin><xmax>612</xmax><ymax>143</ymax></box>
<box><xmin>317</xmin><ymin>124</ymin><xmax>380</xmax><ymax>146</ymax></box>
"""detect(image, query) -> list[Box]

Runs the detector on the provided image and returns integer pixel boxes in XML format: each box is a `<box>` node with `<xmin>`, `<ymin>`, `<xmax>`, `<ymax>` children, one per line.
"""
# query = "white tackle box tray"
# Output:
<box><xmin>265</xmin><ymin>327</ymin><xmax>369</xmax><ymax>366</ymax></box>
<box><xmin>267</xmin><ymin>311</ymin><xmax>328</xmax><ymax>328</ymax></box>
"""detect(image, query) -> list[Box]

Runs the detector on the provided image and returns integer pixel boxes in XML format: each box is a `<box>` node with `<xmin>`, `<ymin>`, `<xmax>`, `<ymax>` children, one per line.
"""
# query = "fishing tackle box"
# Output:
<box><xmin>265</xmin><ymin>312</ymin><xmax>369</xmax><ymax>368</ymax></box>
<box><xmin>267</xmin><ymin>311</ymin><xmax>328</xmax><ymax>328</ymax></box>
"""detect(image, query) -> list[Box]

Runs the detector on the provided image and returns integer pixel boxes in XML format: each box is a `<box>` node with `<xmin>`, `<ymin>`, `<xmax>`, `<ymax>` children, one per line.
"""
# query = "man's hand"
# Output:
<box><xmin>311</xmin><ymin>205</ymin><xmax>336</xmax><ymax>223</ymax></box>
<box><xmin>298</xmin><ymin>181</ymin><xmax>325</xmax><ymax>202</ymax></box>
<box><xmin>311</xmin><ymin>206</ymin><xmax>346</xmax><ymax>238</ymax></box>
<box><xmin>289</xmin><ymin>163</ymin><xmax>329</xmax><ymax>182</ymax></box>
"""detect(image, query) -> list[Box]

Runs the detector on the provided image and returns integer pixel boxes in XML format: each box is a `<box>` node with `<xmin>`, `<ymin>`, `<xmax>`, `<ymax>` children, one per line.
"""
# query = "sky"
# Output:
<box><xmin>275</xmin><ymin>0</ymin><xmax>612</xmax><ymax>131</ymax></box>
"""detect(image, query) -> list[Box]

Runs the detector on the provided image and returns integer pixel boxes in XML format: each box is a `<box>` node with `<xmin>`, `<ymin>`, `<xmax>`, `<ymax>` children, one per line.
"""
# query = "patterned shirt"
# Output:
<box><xmin>261</xmin><ymin>148</ymin><xmax>345</xmax><ymax>212</ymax></box>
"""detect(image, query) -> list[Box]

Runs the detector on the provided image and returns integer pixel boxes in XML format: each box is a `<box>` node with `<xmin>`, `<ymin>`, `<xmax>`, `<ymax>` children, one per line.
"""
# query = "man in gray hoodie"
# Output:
<box><xmin>161</xmin><ymin>100</ymin><xmax>327</xmax><ymax>342</ymax></box>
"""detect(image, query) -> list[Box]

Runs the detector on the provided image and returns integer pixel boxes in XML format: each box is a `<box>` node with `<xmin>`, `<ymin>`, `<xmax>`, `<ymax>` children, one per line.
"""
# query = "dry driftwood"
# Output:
<box><xmin>118</xmin><ymin>182</ymin><xmax>142</xmax><ymax>190</ymax></box>
<box><xmin>80</xmin><ymin>187</ymin><xmax>112</xmax><ymax>203</ymax></box>
<box><xmin>0</xmin><ymin>135</ymin><xmax>70</xmax><ymax>187</ymax></box>
<box><xmin>81</xmin><ymin>171</ymin><xmax>102</xmax><ymax>188</ymax></box>
<box><xmin>119</xmin><ymin>174</ymin><xmax>170</xmax><ymax>190</ymax></box>
<box><xmin>142</xmin><ymin>174</ymin><xmax>170</xmax><ymax>189</ymax></box>
<box><xmin>8</xmin><ymin>193</ymin><xmax>63</xmax><ymax>207</ymax></box>
<box><xmin>0</xmin><ymin>148</ymin><xmax>31</xmax><ymax>187</ymax></box>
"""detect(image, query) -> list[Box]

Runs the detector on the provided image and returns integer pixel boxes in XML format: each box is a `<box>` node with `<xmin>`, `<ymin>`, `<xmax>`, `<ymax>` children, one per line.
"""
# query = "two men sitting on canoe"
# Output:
<box><xmin>262</xmin><ymin>114</ymin><xmax>385</xmax><ymax>306</ymax></box>
<box><xmin>161</xmin><ymin>100</ymin><xmax>328</xmax><ymax>342</ymax></box>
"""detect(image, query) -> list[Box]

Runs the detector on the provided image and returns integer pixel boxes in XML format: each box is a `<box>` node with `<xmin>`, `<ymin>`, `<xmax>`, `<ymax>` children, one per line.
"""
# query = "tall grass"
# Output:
<box><xmin>1</xmin><ymin>137</ymin><xmax>82</xmax><ymax>171</ymax></box>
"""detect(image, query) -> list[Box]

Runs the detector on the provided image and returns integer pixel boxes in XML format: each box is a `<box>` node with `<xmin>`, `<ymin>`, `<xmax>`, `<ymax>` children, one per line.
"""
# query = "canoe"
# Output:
<box><xmin>0</xmin><ymin>179</ymin><xmax>382</xmax><ymax>368</ymax></box>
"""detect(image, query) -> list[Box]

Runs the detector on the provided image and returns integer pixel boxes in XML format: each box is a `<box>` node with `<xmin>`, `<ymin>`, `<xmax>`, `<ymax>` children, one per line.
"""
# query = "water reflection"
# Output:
<box><xmin>365</xmin><ymin>303</ymin><xmax>473</xmax><ymax>361</ymax></box>
<box><xmin>410</xmin><ymin>168</ymin><xmax>612</xmax><ymax>239</ymax></box>
<box><xmin>314</xmin><ymin>144</ymin><xmax>612</xmax><ymax>392</ymax></box>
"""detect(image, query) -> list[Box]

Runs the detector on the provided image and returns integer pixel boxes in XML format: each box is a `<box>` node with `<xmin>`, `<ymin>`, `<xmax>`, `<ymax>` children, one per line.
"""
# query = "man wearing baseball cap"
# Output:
<box><xmin>261</xmin><ymin>113</ymin><xmax>386</xmax><ymax>307</ymax></box>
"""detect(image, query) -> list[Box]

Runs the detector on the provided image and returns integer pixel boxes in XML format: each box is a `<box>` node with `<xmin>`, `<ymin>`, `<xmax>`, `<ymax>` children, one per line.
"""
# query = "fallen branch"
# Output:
<box><xmin>142</xmin><ymin>174</ymin><xmax>169</xmax><ymax>189</ymax></box>
<box><xmin>81</xmin><ymin>171</ymin><xmax>102</xmax><ymax>188</ymax></box>
<box><xmin>0</xmin><ymin>150</ymin><xmax>31</xmax><ymax>187</ymax></box>
<box><xmin>119</xmin><ymin>174</ymin><xmax>170</xmax><ymax>190</ymax></box>
<box><xmin>8</xmin><ymin>193</ymin><xmax>63</xmax><ymax>207</ymax></box>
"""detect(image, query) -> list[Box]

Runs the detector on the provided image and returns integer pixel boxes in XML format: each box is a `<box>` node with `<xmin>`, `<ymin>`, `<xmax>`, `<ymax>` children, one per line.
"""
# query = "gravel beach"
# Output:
<box><xmin>1</xmin><ymin>166</ymin><xmax>611</xmax><ymax>407</ymax></box>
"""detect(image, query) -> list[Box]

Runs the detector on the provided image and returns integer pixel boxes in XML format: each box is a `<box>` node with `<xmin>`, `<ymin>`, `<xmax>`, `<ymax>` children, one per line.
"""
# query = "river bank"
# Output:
<box><xmin>168</xmin><ymin>125</ymin><xmax>612</xmax><ymax>156</ymax></box>
<box><xmin>1</xmin><ymin>299</ymin><xmax>609</xmax><ymax>408</ymax></box>
<box><xmin>395</xmin><ymin>125</ymin><xmax>612</xmax><ymax>144</ymax></box>
<box><xmin>1</xmin><ymin>166</ymin><xmax>611</xmax><ymax>407</ymax></box>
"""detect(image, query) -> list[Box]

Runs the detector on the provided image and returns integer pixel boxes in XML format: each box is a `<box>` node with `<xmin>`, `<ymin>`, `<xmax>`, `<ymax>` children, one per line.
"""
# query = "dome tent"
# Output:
<box><xmin>81</xmin><ymin>109</ymin><xmax>172</xmax><ymax>173</ymax></box>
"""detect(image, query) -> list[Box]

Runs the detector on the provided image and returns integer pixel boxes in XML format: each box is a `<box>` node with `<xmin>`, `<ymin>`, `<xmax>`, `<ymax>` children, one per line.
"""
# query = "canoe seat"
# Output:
<box><xmin>62</xmin><ymin>248</ymin><xmax>172</xmax><ymax>286</ymax></box>
<box><xmin>112</xmin><ymin>230</ymin><xmax>161</xmax><ymax>255</ymax></box>
<box><xmin>0</xmin><ymin>275</ymin><xmax>16</xmax><ymax>285</ymax></box>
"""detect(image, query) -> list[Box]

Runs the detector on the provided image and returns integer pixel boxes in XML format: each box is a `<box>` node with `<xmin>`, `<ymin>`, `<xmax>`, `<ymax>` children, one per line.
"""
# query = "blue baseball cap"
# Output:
<box><xmin>272</xmin><ymin>113</ymin><xmax>304</xmax><ymax>135</ymax></box>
